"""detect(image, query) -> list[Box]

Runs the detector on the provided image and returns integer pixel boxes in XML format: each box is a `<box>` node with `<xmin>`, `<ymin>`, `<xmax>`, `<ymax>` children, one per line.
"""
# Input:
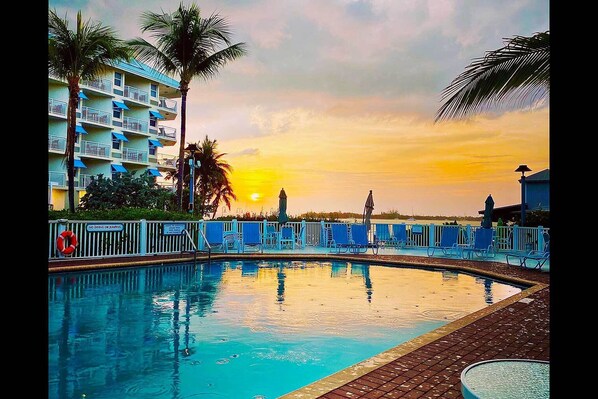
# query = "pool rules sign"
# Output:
<box><xmin>86</xmin><ymin>223</ymin><xmax>124</xmax><ymax>232</ymax></box>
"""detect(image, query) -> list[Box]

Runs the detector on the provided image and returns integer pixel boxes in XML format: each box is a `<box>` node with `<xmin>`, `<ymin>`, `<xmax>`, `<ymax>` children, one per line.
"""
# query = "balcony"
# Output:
<box><xmin>48</xmin><ymin>135</ymin><xmax>66</xmax><ymax>153</ymax></box>
<box><xmin>122</xmin><ymin>116</ymin><xmax>149</xmax><ymax>135</ymax></box>
<box><xmin>80</xmin><ymin>140</ymin><xmax>111</xmax><ymax>159</ymax></box>
<box><xmin>81</xmin><ymin>77</ymin><xmax>112</xmax><ymax>95</ymax></box>
<box><xmin>124</xmin><ymin>85</ymin><xmax>149</xmax><ymax>105</ymax></box>
<box><xmin>81</xmin><ymin>106</ymin><xmax>112</xmax><ymax>127</ymax></box>
<box><xmin>77</xmin><ymin>174</ymin><xmax>93</xmax><ymax>189</ymax></box>
<box><xmin>48</xmin><ymin>98</ymin><xmax>67</xmax><ymax>118</ymax></box>
<box><xmin>158</xmin><ymin>97</ymin><xmax>177</xmax><ymax>113</ymax></box>
<box><xmin>157</xmin><ymin>154</ymin><xmax>177</xmax><ymax>170</ymax></box>
<box><xmin>122</xmin><ymin>148</ymin><xmax>148</xmax><ymax>164</ymax></box>
<box><xmin>48</xmin><ymin>172</ymin><xmax>66</xmax><ymax>188</ymax></box>
<box><xmin>157</xmin><ymin>125</ymin><xmax>177</xmax><ymax>141</ymax></box>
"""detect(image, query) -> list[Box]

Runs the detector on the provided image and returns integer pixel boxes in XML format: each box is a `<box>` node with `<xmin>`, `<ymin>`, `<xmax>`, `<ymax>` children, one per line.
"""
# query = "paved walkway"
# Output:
<box><xmin>48</xmin><ymin>252</ymin><xmax>549</xmax><ymax>399</ymax></box>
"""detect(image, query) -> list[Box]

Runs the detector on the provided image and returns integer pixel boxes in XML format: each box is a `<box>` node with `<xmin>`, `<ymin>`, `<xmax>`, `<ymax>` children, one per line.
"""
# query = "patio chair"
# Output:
<box><xmin>329</xmin><ymin>224</ymin><xmax>353</xmax><ymax>253</ymax></box>
<box><xmin>462</xmin><ymin>228</ymin><xmax>495</xmax><ymax>259</ymax></box>
<box><xmin>279</xmin><ymin>226</ymin><xmax>295</xmax><ymax>249</ymax></box>
<box><xmin>242</xmin><ymin>223</ymin><xmax>263</xmax><ymax>253</ymax></box>
<box><xmin>295</xmin><ymin>225</ymin><xmax>305</xmax><ymax>248</ymax></box>
<box><xmin>350</xmin><ymin>224</ymin><xmax>379</xmax><ymax>255</ymax></box>
<box><xmin>506</xmin><ymin>232</ymin><xmax>550</xmax><ymax>269</ymax></box>
<box><xmin>427</xmin><ymin>226</ymin><xmax>460</xmax><ymax>257</ymax></box>
<box><xmin>205</xmin><ymin>222</ymin><xmax>225</xmax><ymax>252</ymax></box>
<box><xmin>374</xmin><ymin>224</ymin><xmax>391</xmax><ymax>245</ymax></box>
<box><xmin>390</xmin><ymin>224</ymin><xmax>407</xmax><ymax>248</ymax></box>
<box><xmin>263</xmin><ymin>225</ymin><xmax>278</xmax><ymax>248</ymax></box>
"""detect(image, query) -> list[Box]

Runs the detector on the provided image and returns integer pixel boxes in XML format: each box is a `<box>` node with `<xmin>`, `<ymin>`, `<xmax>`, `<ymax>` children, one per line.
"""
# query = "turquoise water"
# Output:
<box><xmin>48</xmin><ymin>260</ymin><xmax>522</xmax><ymax>399</ymax></box>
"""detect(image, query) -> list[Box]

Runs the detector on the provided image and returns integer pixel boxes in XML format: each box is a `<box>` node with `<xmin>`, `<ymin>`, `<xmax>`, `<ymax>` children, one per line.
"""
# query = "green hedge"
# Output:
<box><xmin>48</xmin><ymin>208</ymin><xmax>199</xmax><ymax>221</ymax></box>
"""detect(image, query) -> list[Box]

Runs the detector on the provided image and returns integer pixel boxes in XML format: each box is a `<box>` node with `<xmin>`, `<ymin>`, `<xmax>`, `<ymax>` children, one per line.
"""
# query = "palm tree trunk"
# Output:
<box><xmin>66</xmin><ymin>81</ymin><xmax>79</xmax><ymax>213</ymax></box>
<box><xmin>177</xmin><ymin>86</ymin><xmax>189</xmax><ymax>211</ymax></box>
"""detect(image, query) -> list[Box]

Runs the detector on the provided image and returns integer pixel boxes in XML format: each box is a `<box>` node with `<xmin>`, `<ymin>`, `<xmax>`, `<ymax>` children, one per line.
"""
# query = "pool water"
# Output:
<box><xmin>48</xmin><ymin>260</ymin><xmax>522</xmax><ymax>399</ymax></box>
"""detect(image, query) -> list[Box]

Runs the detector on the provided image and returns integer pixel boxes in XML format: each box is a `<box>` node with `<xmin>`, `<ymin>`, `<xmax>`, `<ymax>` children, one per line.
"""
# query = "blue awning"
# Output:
<box><xmin>149</xmin><ymin>110</ymin><xmax>165</xmax><ymax>119</ymax></box>
<box><xmin>148</xmin><ymin>139</ymin><xmax>163</xmax><ymax>148</ymax></box>
<box><xmin>79</xmin><ymin>91</ymin><xmax>89</xmax><ymax>100</ymax></box>
<box><xmin>75</xmin><ymin>125</ymin><xmax>88</xmax><ymax>134</ymax></box>
<box><xmin>112</xmin><ymin>100</ymin><xmax>129</xmax><ymax>110</ymax></box>
<box><xmin>147</xmin><ymin>168</ymin><xmax>162</xmax><ymax>177</ymax></box>
<box><xmin>112</xmin><ymin>132</ymin><xmax>129</xmax><ymax>142</ymax></box>
<box><xmin>111</xmin><ymin>164</ymin><xmax>128</xmax><ymax>173</ymax></box>
<box><xmin>74</xmin><ymin>159</ymin><xmax>87</xmax><ymax>168</ymax></box>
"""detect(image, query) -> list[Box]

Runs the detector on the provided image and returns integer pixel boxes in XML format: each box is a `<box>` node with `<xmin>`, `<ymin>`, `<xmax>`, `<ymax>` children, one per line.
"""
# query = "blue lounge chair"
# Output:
<box><xmin>462</xmin><ymin>228</ymin><xmax>495</xmax><ymax>259</ymax></box>
<box><xmin>329</xmin><ymin>224</ymin><xmax>352</xmax><ymax>253</ymax></box>
<box><xmin>350</xmin><ymin>224</ymin><xmax>379</xmax><ymax>255</ymax></box>
<box><xmin>390</xmin><ymin>224</ymin><xmax>407</xmax><ymax>248</ymax></box>
<box><xmin>427</xmin><ymin>226</ymin><xmax>460</xmax><ymax>257</ymax></box>
<box><xmin>279</xmin><ymin>226</ymin><xmax>295</xmax><ymax>249</ymax></box>
<box><xmin>374</xmin><ymin>224</ymin><xmax>391</xmax><ymax>245</ymax></box>
<box><xmin>205</xmin><ymin>222</ymin><xmax>225</xmax><ymax>252</ymax></box>
<box><xmin>242</xmin><ymin>223</ymin><xmax>263</xmax><ymax>253</ymax></box>
<box><xmin>506</xmin><ymin>232</ymin><xmax>549</xmax><ymax>269</ymax></box>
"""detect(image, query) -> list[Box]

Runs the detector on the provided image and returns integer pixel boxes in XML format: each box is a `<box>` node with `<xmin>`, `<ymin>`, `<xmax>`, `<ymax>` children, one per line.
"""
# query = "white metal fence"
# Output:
<box><xmin>48</xmin><ymin>219</ymin><xmax>549</xmax><ymax>260</ymax></box>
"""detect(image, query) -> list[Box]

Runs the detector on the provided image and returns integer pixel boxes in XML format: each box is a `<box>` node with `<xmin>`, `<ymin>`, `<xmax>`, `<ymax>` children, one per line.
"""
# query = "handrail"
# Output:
<box><xmin>196</xmin><ymin>227</ymin><xmax>212</xmax><ymax>262</ymax></box>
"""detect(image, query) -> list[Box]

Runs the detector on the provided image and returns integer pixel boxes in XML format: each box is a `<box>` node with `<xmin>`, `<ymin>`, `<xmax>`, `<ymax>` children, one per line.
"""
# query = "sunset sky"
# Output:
<box><xmin>50</xmin><ymin>0</ymin><xmax>550</xmax><ymax>217</ymax></box>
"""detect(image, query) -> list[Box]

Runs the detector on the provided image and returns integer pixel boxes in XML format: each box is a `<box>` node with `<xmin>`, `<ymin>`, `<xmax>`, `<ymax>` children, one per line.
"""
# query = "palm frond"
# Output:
<box><xmin>435</xmin><ymin>31</ymin><xmax>549</xmax><ymax>122</ymax></box>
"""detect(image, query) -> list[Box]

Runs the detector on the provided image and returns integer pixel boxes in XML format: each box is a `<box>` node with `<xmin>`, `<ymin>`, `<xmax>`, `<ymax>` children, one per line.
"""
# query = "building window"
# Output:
<box><xmin>149</xmin><ymin>143</ymin><xmax>157</xmax><ymax>156</ymax></box>
<box><xmin>113</xmin><ymin>104</ymin><xmax>122</xmax><ymax>119</ymax></box>
<box><xmin>112</xmin><ymin>137</ymin><xmax>121</xmax><ymax>150</ymax></box>
<box><xmin>74</xmin><ymin>134</ymin><xmax>79</xmax><ymax>144</ymax></box>
<box><xmin>112</xmin><ymin>172</ymin><xmax>119</xmax><ymax>180</ymax></box>
<box><xmin>150</xmin><ymin>84</ymin><xmax>158</xmax><ymax>98</ymax></box>
<box><xmin>150</xmin><ymin>115</ymin><xmax>157</xmax><ymax>128</ymax></box>
<box><xmin>114</xmin><ymin>72</ymin><xmax>123</xmax><ymax>87</ymax></box>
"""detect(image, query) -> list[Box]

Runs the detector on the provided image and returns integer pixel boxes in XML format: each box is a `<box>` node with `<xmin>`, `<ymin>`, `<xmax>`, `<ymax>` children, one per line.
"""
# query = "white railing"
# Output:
<box><xmin>47</xmin><ymin>220</ymin><xmax>549</xmax><ymax>260</ymax></box>
<box><xmin>80</xmin><ymin>140</ymin><xmax>111</xmax><ymax>158</ymax></box>
<box><xmin>77</xmin><ymin>174</ymin><xmax>93</xmax><ymax>188</ymax></box>
<box><xmin>81</xmin><ymin>106</ymin><xmax>112</xmax><ymax>126</ymax></box>
<box><xmin>157</xmin><ymin>125</ymin><xmax>176</xmax><ymax>140</ymax></box>
<box><xmin>81</xmin><ymin>77</ymin><xmax>112</xmax><ymax>94</ymax></box>
<box><xmin>123</xmin><ymin>116</ymin><xmax>148</xmax><ymax>134</ymax></box>
<box><xmin>48</xmin><ymin>172</ymin><xmax>66</xmax><ymax>187</ymax></box>
<box><xmin>48</xmin><ymin>98</ymin><xmax>67</xmax><ymax>117</ymax></box>
<box><xmin>157</xmin><ymin>154</ymin><xmax>177</xmax><ymax>169</ymax></box>
<box><xmin>122</xmin><ymin>148</ymin><xmax>148</xmax><ymax>163</ymax></box>
<box><xmin>48</xmin><ymin>135</ymin><xmax>66</xmax><ymax>152</ymax></box>
<box><xmin>124</xmin><ymin>85</ymin><xmax>149</xmax><ymax>104</ymax></box>
<box><xmin>159</xmin><ymin>97</ymin><xmax>177</xmax><ymax>113</ymax></box>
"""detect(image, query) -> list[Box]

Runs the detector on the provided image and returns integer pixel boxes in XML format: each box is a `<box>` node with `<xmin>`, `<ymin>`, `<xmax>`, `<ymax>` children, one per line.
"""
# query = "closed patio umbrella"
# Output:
<box><xmin>363</xmin><ymin>190</ymin><xmax>374</xmax><ymax>232</ymax></box>
<box><xmin>278</xmin><ymin>188</ymin><xmax>289</xmax><ymax>225</ymax></box>
<box><xmin>481</xmin><ymin>194</ymin><xmax>494</xmax><ymax>229</ymax></box>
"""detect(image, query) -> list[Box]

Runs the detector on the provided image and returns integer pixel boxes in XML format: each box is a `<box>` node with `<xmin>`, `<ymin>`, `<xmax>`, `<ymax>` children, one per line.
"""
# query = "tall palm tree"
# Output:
<box><xmin>49</xmin><ymin>9</ymin><xmax>130</xmax><ymax>213</ymax></box>
<box><xmin>435</xmin><ymin>31</ymin><xmax>549</xmax><ymax>122</ymax></box>
<box><xmin>128</xmin><ymin>3</ymin><xmax>247</xmax><ymax>211</ymax></box>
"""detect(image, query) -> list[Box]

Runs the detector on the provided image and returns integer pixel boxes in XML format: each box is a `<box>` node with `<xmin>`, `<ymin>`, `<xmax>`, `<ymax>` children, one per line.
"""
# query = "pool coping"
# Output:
<box><xmin>47</xmin><ymin>253</ymin><xmax>549</xmax><ymax>398</ymax></box>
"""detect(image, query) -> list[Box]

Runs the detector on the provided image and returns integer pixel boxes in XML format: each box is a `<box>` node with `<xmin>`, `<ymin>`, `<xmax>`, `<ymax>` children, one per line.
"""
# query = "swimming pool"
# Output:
<box><xmin>48</xmin><ymin>260</ymin><xmax>523</xmax><ymax>399</ymax></box>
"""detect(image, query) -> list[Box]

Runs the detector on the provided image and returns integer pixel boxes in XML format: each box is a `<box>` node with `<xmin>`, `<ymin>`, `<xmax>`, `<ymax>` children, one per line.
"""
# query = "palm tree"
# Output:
<box><xmin>435</xmin><ymin>31</ymin><xmax>549</xmax><ymax>122</ymax></box>
<box><xmin>48</xmin><ymin>10</ymin><xmax>130</xmax><ymax>213</ymax></box>
<box><xmin>128</xmin><ymin>3</ymin><xmax>247</xmax><ymax>211</ymax></box>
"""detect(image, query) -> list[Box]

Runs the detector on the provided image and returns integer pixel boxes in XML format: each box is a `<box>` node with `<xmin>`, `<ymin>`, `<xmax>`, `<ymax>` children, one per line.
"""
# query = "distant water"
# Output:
<box><xmin>341</xmin><ymin>218</ymin><xmax>489</xmax><ymax>226</ymax></box>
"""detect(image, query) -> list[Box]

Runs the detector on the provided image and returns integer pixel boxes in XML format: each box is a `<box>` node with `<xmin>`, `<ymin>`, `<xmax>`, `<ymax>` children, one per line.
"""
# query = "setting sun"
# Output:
<box><xmin>250</xmin><ymin>193</ymin><xmax>261</xmax><ymax>202</ymax></box>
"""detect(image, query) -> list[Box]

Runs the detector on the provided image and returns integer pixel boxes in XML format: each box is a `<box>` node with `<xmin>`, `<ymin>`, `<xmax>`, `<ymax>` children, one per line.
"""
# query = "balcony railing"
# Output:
<box><xmin>81</xmin><ymin>77</ymin><xmax>112</xmax><ymax>94</ymax></box>
<box><xmin>157</xmin><ymin>154</ymin><xmax>177</xmax><ymax>169</ymax></box>
<box><xmin>81</xmin><ymin>106</ymin><xmax>112</xmax><ymax>126</ymax></box>
<box><xmin>48</xmin><ymin>135</ymin><xmax>66</xmax><ymax>152</ymax></box>
<box><xmin>78</xmin><ymin>174</ymin><xmax>93</xmax><ymax>189</ymax></box>
<box><xmin>80</xmin><ymin>140</ymin><xmax>111</xmax><ymax>158</ymax></box>
<box><xmin>157</xmin><ymin>125</ymin><xmax>177</xmax><ymax>140</ymax></box>
<box><xmin>159</xmin><ymin>97</ymin><xmax>177</xmax><ymax>113</ymax></box>
<box><xmin>122</xmin><ymin>148</ymin><xmax>148</xmax><ymax>163</ymax></box>
<box><xmin>124</xmin><ymin>85</ymin><xmax>149</xmax><ymax>104</ymax></box>
<box><xmin>48</xmin><ymin>98</ymin><xmax>67</xmax><ymax>117</ymax></box>
<box><xmin>48</xmin><ymin>172</ymin><xmax>66</xmax><ymax>187</ymax></box>
<box><xmin>122</xmin><ymin>116</ymin><xmax>148</xmax><ymax>134</ymax></box>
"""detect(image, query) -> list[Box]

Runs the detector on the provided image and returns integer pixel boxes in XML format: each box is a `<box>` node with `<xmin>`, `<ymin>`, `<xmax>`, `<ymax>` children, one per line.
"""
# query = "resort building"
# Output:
<box><xmin>48</xmin><ymin>59</ymin><xmax>180</xmax><ymax>210</ymax></box>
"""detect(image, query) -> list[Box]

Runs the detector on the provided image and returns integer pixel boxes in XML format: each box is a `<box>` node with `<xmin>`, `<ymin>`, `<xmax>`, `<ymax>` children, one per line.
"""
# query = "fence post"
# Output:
<box><xmin>320</xmin><ymin>220</ymin><xmax>326</xmax><ymax>247</ymax></box>
<box><xmin>232</xmin><ymin>219</ymin><xmax>238</xmax><ymax>233</ymax></box>
<box><xmin>301</xmin><ymin>219</ymin><xmax>306</xmax><ymax>247</ymax></box>
<box><xmin>513</xmin><ymin>225</ymin><xmax>519</xmax><ymax>251</ymax></box>
<box><xmin>537</xmin><ymin>225</ymin><xmax>544</xmax><ymax>252</ymax></box>
<box><xmin>429</xmin><ymin>224</ymin><xmax>435</xmax><ymax>247</ymax></box>
<box><xmin>465</xmin><ymin>224</ymin><xmax>472</xmax><ymax>246</ymax></box>
<box><xmin>139</xmin><ymin>219</ymin><xmax>147</xmax><ymax>255</ymax></box>
<box><xmin>56</xmin><ymin>219</ymin><xmax>68</xmax><ymax>258</ymax></box>
<box><xmin>198</xmin><ymin>220</ymin><xmax>204</xmax><ymax>250</ymax></box>
<box><xmin>262</xmin><ymin>219</ymin><xmax>268</xmax><ymax>245</ymax></box>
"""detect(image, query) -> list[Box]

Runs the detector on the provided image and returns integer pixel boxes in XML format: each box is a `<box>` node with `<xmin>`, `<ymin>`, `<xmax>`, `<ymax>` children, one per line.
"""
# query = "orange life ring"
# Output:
<box><xmin>57</xmin><ymin>230</ymin><xmax>78</xmax><ymax>255</ymax></box>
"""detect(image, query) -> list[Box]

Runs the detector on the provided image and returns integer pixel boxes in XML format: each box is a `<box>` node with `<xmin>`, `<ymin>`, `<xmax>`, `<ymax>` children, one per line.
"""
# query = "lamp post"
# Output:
<box><xmin>185</xmin><ymin>143</ymin><xmax>200</xmax><ymax>214</ymax></box>
<box><xmin>515</xmin><ymin>164</ymin><xmax>531</xmax><ymax>226</ymax></box>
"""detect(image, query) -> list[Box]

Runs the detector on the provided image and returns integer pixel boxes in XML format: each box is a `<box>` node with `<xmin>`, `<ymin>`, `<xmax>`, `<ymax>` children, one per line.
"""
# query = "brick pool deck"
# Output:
<box><xmin>48</xmin><ymin>253</ymin><xmax>549</xmax><ymax>399</ymax></box>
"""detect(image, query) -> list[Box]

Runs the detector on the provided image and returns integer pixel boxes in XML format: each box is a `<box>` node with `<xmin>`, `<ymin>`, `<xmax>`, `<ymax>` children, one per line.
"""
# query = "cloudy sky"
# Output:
<box><xmin>50</xmin><ymin>0</ymin><xmax>550</xmax><ymax>217</ymax></box>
